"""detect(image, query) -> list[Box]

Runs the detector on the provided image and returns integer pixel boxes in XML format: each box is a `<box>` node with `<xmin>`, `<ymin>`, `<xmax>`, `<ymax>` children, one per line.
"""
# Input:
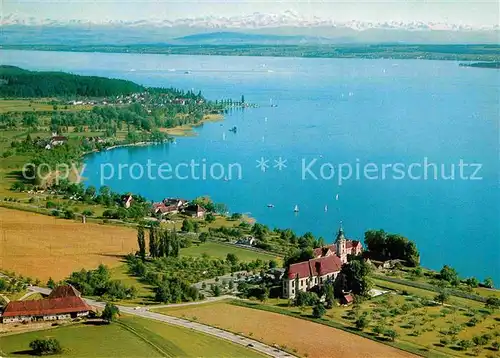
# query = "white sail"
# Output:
<box><xmin>294</xmin><ymin>205</ymin><xmax>299</xmax><ymax>212</ymax></box>
<box><xmin>324</xmin><ymin>205</ymin><xmax>328</xmax><ymax>212</ymax></box>
<box><xmin>335</xmin><ymin>194</ymin><xmax>339</xmax><ymax>201</ymax></box>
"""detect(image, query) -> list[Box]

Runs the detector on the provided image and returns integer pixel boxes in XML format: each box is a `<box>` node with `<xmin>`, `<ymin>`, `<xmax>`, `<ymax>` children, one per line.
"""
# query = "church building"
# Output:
<box><xmin>282</xmin><ymin>224</ymin><xmax>362</xmax><ymax>299</ymax></box>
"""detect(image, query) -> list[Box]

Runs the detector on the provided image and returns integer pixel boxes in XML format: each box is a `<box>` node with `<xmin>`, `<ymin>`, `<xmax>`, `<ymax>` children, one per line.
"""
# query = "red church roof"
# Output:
<box><xmin>288</xmin><ymin>255</ymin><xmax>343</xmax><ymax>279</ymax></box>
<box><xmin>2</xmin><ymin>296</ymin><xmax>92</xmax><ymax>317</ymax></box>
<box><xmin>309</xmin><ymin>255</ymin><xmax>343</xmax><ymax>276</ymax></box>
<box><xmin>288</xmin><ymin>261</ymin><xmax>310</xmax><ymax>279</ymax></box>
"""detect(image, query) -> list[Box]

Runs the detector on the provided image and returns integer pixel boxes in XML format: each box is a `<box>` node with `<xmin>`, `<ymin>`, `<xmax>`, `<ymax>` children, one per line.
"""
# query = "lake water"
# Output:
<box><xmin>1</xmin><ymin>50</ymin><xmax>498</xmax><ymax>283</ymax></box>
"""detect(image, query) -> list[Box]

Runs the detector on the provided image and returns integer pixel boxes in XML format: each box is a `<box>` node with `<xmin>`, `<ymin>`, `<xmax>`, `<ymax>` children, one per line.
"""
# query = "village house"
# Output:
<box><xmin>236</xmin><ymin>236</ymin><xmax>257</xmax><ymax>246</ymax></box>
<box><xmin>163</xmin><ymin>198</ymin><xmax>188</xmax><ymax>209</ymax></box>
<box><xmin>152</xmin><ymin>198</ymin><xmax>188</xmax><ymax>216</ymax></box>
<box><xmin>44</xmin><ymin>133</ymin><xmax>68</xmax><ymax>149</ymax></box>
<box><xmin>1</xmin><ymin>285</ymin><xmax>92</xmax><ymax>324</ymax></box>
<box><xmin>282</xmin><ymin>224</ymin><xmax>362</xmax><ymax>299</ymax></box>
<box><xmin>122</xmin><ymin>194</ymin><xmax>133</xmax><ymax>208</ymax></box>
<box><xmin>152</xmin><ymin>202</ymin><xmax>179</xmax><ymax>216</ymax></box>
<box><xmin>184</xmin><ymin>204</ymin><xmax>206</xmax><ymax>218</ymax></box>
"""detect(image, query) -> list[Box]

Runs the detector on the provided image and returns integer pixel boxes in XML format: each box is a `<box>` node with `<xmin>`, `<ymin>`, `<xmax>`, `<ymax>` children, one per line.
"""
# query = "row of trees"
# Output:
<box><xmin>137</xmin><ymin>225</ymin><xmax>180</xmax><ymax>260</ymax></box>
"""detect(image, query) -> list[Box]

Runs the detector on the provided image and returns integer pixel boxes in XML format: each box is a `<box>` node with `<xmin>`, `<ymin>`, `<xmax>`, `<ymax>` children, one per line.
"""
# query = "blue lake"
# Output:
<box><xmin>2</xmin><ymin>50</ymin><xmax>498</xmax><ymax>282</ymax></box>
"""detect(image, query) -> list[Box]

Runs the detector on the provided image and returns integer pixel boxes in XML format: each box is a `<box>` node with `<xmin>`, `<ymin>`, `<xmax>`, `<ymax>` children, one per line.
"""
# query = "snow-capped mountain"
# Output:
<box><xmin>2</xmin><ymin>10</ymin><xmax>498</xmax><ymax>31</ymax></box>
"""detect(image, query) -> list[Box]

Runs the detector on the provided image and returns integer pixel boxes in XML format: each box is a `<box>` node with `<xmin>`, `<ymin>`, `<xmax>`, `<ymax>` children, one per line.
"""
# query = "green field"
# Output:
<box><xmin>0</xmin><ymin>100</ymin><xmax>92</xmax><ymax>113</ymax></box>
<box><xmin>181</xmin><ymin>241</ymin><xmax>280</xmax><ymax>262</ymax></box>
<box><xmin>0</xmin><ymin>316</ymin><xmax>264</xmax><ymax>357</ymax></box>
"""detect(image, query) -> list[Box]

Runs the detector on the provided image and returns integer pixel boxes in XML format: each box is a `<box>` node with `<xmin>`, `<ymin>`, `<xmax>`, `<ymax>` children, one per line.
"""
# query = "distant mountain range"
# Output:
<box><xmin>1</xmin><ymin>11</ymin><xmax>499</xmax><ymax>45</ymax></box>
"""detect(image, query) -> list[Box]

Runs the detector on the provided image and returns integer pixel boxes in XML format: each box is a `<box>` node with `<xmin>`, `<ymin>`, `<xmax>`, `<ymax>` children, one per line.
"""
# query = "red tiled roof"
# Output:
<box><xmin>2</xmin><ymin>296</ymin><xmax>92</xmax><ymax>317</ymax></box>
<box><xmin>288</xmin><ymin>261</ymin><xmax>310</xmax><ymax>279</ymax></box>
<box><xmin>309</xmin><ymin>255</ymin><xmax>343</xmax><ymax>276</ymax></box>
<box><xmin>343</xmin><ymin>294</ymin><xmax>354</xmax><ymax>304</ymax></box>
<box><xmin>51</xmin><ymin>136</ymin><xmax>67</xmax><ymax>141</ymax></box>
<box><xmin>347</xmin><ymin>240</ymin><xmax>362</xmax><ymax>249</ymax></box>
<box><xmin>313</xmin><ymin>245</ymin><xmax>335</xmax><ymax>257</ymax></box>
<box><xmin>48</xmin><ymin>285</ymin><xmax>80</xmax><ymax>299</ymax></box>
<box><xmin>288</xmin><ymin>255</ymin><xmax>342</xmax><ymax>279</ymax></box>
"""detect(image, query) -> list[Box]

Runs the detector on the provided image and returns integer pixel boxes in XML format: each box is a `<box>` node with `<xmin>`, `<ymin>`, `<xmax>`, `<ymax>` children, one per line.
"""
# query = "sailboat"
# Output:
<box><xmin>294</xmin><ymin>205</ymin><xmax>299</xmax><ymax>213</ymax></box>
<box><xmin>324</xmin><ymin>205</ymin><xmax>328</xmax><ymax>212</ymax></box>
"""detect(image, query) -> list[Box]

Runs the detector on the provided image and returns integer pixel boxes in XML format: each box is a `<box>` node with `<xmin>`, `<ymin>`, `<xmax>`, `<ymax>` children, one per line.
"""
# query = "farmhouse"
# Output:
<box><xmin>283</xmin><ymin>225</ymin><xmax>362</xmax><ymax>299</ymax></box>
<box><xmin>184</xmin><ymin>204</ymin><xmax>206</xmax><ymax>218</ymax></box>
<box><xmin>152</xmin><ymin>198</ymin><xmax>188</xmax><ymax>216</ymax></box>
<box><xmin>1</xmin><ymin>284</ymin><xmax>91</xmax><ymax>324</ymax></box>
<box><xmin>48</xmin><ymin>284</ymin><xmax>81</xmax><ymax>299</ymax></box>
<box><xmin>1</xmin><ymin>296</ymin><xmax>92</xmax><ymax>324</ymax></box>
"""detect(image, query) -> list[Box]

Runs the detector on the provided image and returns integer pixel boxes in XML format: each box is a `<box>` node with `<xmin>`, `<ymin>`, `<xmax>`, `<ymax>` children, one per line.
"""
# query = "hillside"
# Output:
<box><xmin>0</xmin><ymin>66</ymin><xmax>145</xmax><ymax>98</ymax></box>
<box><xmin>174</xmin><ymin>31</ymin><xmax>329</xmax><ymax>45</ymax></box>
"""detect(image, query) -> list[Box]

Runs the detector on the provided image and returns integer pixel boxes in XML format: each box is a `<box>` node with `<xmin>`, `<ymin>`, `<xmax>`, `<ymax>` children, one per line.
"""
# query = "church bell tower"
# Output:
<box><xmin>335</xmin><ymin>222</ymin><xmax>347</xmax><ymax>263</ymax></box>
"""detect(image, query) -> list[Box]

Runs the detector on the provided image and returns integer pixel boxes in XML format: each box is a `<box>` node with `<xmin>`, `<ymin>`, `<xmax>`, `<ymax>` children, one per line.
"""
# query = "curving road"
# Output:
<box><xmin>27</xmin><ymin>287</ymin><xmax>294</xmax><ymax>358</ymax></box>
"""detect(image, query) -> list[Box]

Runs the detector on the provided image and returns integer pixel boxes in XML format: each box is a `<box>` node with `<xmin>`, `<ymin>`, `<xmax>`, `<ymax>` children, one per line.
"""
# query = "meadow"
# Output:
<box><xmin>156</xmin><ymin>302</ymin><xmax>417</xmax><ymax>358</ymax></box>
<box><xmin>0</xmin><ymin>316</ymin><xmax>264</xmax><ymax>357</ymax></box>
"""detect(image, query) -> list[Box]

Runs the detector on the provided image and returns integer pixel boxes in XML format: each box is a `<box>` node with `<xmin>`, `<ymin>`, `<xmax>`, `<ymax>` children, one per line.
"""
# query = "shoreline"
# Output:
<box><xmin>2</xmin><ymin>46</ymin><xmax>500</xmax><ymax>62</ymax></box>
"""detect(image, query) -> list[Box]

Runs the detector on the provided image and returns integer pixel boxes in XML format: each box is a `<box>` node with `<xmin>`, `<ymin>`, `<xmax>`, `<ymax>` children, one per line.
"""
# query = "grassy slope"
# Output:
<box><xmin>0</xmin><ymin>316</ymin><xmax>264</xmax><ymax>357</ymax></box>
<box><xmin>181</xmin><ymin>241</ymin><xmax>279</xmax><ymax>262</ymax></box>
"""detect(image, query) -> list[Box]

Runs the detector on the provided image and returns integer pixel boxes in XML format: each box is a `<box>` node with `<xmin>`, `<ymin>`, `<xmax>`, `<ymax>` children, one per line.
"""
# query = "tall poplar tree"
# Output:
<box><xmin>137</xmin><ymin>225</ymin><xmax>146</xmax><ymax>261</ymax></box>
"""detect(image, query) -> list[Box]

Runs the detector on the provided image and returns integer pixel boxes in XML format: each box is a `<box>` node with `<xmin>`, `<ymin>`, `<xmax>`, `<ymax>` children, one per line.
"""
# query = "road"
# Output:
<box><xmin>27</xmin><ymin>287</ymin><xmax>294</xmax><ymax>358</ymax></box>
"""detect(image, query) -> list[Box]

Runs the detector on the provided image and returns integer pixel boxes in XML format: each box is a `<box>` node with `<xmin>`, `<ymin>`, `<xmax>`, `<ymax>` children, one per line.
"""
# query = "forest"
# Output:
<box><xmin>0</xmin><ymin>66</ymin><xmax>145</xmax><ymax>97</ymax></box>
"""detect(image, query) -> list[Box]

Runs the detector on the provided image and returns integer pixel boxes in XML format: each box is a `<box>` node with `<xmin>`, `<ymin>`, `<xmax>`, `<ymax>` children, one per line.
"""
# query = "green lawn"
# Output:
<box><xmin>119</xmin><ymin>316</ymin><xmax>265</xmax><ymax>357</ymax></box>
<box><xmin>0</xmin><ymin>321</ymin><xmax>160</xmax><ymax>357</ymax></box>
<box><xmin>181</xmin><ymin>241</ymin><xmax>280</xmax><ymax>263</ymax></box>
<box><xmin>0</xmin><ymin>316</ymin><xmax>264</xmax><ymax>357</ymax></box>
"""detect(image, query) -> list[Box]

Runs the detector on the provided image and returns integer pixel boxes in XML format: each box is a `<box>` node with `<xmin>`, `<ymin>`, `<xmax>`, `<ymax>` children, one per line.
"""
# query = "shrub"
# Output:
<box><xmin>384</xmin><ymin>329</ymin><xmax>399</xmax><ymax>342</ymax></box>
<box><xmin>293</xmin><ymin>291</ymin><xmax>318</xmax><ymax>307</ymax></box>
<box><xmin>29</xmin><ymin>338</ymin><xmax>62</xmax><ymax>355</ymax></box>
<box><xmin>46</xmin><ymin>201</ymin><xmax>57</xmax><ymax>208</ymax></box>
<box><xmin>458</xmin><ymin>339</ymin><xmax>473</xmax><ymax>351</ymax></box>
<box><xmin>355</xmin><ymin>315</ymin><xmax>370</xmax><ymax>330</ymax></box>
<box><xmin>101</xmin><ymin>303</ymin><xmax>119</xmax><ymax>322</ymax></box>
<box><xmin>312</xmin><ymin>303</ymin><xmax>326</xmax><ymax>318</ymax></box>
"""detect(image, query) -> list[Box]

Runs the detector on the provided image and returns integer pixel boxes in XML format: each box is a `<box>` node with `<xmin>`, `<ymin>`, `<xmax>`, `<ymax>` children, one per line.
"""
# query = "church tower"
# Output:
<box><xmin>335</xmin><ymin>222</ymin><xmax>348</xmax><ymax>263</ymax></box>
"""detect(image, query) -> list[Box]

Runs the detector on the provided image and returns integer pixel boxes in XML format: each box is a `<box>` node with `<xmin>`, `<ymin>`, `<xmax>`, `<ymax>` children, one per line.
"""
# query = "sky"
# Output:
<box><xmin>3</xmin><ymin>0</ymin><xmax>499</xmax><ymax>26</ymax></box>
